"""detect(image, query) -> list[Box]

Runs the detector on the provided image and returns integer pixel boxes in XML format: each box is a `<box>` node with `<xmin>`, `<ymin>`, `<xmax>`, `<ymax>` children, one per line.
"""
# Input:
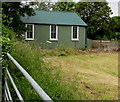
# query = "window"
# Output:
<box><xmin>50</xmin><ymin>25</ymin><xmax>58</xmax><ymax>40</ymax></box>
<box><xmin>71</xmin><ymin>26</ymin><xmax>79</xmax><ymax>41</ymax></box>
<box><xmin>25</xmin><ymin>24</ymin><xmax>34</xmax><ymax>40</ymax></box>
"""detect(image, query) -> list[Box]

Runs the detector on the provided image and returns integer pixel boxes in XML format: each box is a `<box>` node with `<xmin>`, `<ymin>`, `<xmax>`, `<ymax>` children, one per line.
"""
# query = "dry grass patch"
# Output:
<box><xmin>43</xmin><ymin>52</ymin><xmax>118</xmax><ymax>100</ymax></box>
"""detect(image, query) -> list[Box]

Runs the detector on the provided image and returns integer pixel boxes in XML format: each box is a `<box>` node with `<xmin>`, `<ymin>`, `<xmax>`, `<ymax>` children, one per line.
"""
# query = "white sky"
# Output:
<box><xmin>108</xmin><ymin>0</ymin><xmax>119</xmax><ymax>17</ymax></box>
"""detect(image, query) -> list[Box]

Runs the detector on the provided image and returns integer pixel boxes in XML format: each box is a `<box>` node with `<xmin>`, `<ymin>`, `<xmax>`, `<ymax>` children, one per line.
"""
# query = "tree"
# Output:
<box><xmin>52</xmin><ymin>2</ymin><xmax>76</xmax><ymax>12</ymax></box>
<box><xmin>34</xmin><ymin>2</ymin><xmax>53</xmax><ymax>11</ymax></box>
<box><xmin>76</xmin><ymin>1</ymin><xmax>113</xmax><ymax>40</ymax></box>
<box><xmin>110</xmin><ymin>16</ymin><xmax>120</xmax><ymax>40</ymax></box>
<box><xmin>2</xmin><ymin>2</ymin><xmax>35</xmax><ymax>38</ymax></box>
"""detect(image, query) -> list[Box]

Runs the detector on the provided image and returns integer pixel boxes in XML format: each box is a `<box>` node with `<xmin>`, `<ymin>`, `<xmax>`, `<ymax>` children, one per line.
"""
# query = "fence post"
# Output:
<box><xmin>2</xmin><ymin>68</ymin><xmax>5</xmax><ymax>101</ymax></box>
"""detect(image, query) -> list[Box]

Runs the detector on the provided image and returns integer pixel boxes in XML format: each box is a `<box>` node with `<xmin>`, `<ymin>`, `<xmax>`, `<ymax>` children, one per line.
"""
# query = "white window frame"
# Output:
<box><xmin>25</xmin><ymin>24</ymin><xmax>34</xmax><ymax>40</ymax></box>
<box><xmin>71</xmin><ymin>26</ymin><xmax>79</xmax><ymax>41</ymax></box>
<box><xmin>50</xmin><ymin>25</ymin><xmax>58</xmax><ymax>41</ymax></box>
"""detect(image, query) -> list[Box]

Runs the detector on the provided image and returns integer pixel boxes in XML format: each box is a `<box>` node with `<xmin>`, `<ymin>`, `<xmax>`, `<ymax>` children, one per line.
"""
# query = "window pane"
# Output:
<box><xmin>73</xmin><ymin>32</ymin><xmax>77</xmax><ymax>38</ymax></box>
<box><xmin>27</xmin><ymin>32</ymin><xmax>29</xmax><ymax>38</ymax></box>
<box><xmin>51</xmin><ymin>26</ymin><xmax>54</xmax><ymax>31</ymax></box>
<box><xmin>51</xmin><ymin>25</ymin><xmax>56</xmax><ymax>39</ymax></box>
<box><xmin>73</xmin><ymin>26</ymin><xmax>77</xmax><ymax>39</ymax></box>
<box><xmin>27</xmin><ymin>25</ymin><xmax>32</xmax><ymax>32</ymax></box>
<box><xmin>27</xmin><ymin>32</ymin><xmax>33</xmax><ymax>38</ymax></box>
<box><xmin>51</xmin><ymin>32</ymin><xmax>54</xmax><ymax>38</ymax></box>
<box><xmin>26</xmin><ymin>24</ymin><xmax>33</xmax><ymax>39</ymax></box>
<box><xmin>29</xmin><ymin>32</ymin><xmax>33</xmax><ymax>38</ymax></box>
<box><xmin>54</xmin><ymin>26</ymin><xmax>56</xmax><ymax>32</ymax></box>
<box><xmin>53</xmin><ymin>33</ymin><xmax>56</xmax><ymax>38</ymax></box>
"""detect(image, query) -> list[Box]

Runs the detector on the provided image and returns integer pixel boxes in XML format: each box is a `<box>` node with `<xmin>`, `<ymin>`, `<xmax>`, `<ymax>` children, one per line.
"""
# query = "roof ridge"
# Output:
<box><xmin>35</xmin><ymin>10</ymin><xmax>76</xmax><ymax>14</ymax></box>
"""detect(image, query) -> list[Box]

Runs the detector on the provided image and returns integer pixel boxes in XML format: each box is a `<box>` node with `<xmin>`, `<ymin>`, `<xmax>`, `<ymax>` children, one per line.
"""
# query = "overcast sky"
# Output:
<box><xmin>108</xmin><ymin>0</ymin><xmax>119</xmax><ymax>17</ymax></box>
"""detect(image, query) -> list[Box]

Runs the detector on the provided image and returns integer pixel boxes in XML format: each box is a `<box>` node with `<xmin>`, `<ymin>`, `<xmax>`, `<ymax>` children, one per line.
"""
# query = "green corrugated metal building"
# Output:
<box><xmin>21</xmin><ymin>10</ymin><xmax>87</xmax><ymax>49</ymax></box>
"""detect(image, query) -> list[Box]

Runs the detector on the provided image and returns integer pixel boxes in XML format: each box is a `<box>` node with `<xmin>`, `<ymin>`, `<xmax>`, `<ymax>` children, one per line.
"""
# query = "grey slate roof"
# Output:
<box><xmin>21</xmin><ymin>10</ymin><xmax>87</xmax><ymax>26</ymax></box>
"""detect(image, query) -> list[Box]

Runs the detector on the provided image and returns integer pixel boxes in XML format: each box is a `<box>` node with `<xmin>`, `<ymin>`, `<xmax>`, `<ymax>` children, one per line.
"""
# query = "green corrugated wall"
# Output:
<box><xmin>86</xmin><ymin>38</ymin><xmax>92</xmax><ymax>49</ymax></box>
<box><xmin>32</xmin><ymin>24</ymin><xmax>86</xmax><ymax>49</ymax></box>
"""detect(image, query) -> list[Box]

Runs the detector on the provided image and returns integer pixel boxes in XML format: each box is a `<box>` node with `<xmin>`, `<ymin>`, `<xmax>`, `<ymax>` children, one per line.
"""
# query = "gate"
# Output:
<box><xmin>3</xmin><ymin>53</ymin><xmax>53</xmax><ymax>102</ymax></box>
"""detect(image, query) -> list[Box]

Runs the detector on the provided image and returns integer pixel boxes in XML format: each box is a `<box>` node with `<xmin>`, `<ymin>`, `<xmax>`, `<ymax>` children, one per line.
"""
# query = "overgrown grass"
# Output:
<box><xmin>39</xmin><ymin>45</ymin><xmax>78</xmax><ymax>57</ymax></box>
<box><xmin>8</xmin><ymin>41</ymin><xmax>84</xmax><ymax>101</ymax></box>
<box><xmin>8</xmin><ymin>41</ymin><xmax>118</xmax><ymax>100</ymax></box>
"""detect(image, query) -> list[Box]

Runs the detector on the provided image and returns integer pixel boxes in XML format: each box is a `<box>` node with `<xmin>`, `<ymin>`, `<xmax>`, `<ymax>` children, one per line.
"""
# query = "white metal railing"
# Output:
<box><xmin>4</xmin><ymin>53</ymin><xmax>53</xmax><ymax>102</ymax></box>
<box><xmin>4</xmin><ymin>80</ymin><xmax>13</xmax><ymax>101</ymax></box>
<box><xmin>6</xmin><ymin>68</ymin><xmax>23</xmax><ymax>101</ymax></box>
<box><xmin>4</xmin><ymin>79</ymin><xmax>13</xmax><ymax>102</ymax></box>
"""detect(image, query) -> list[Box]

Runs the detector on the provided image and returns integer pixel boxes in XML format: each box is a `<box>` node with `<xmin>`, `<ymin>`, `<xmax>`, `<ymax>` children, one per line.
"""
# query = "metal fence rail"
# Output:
<box><xmin>4</xmin><ymin>53</ymin><xmax>53</xmax><ymax>102</ymax></box>
<box><xmin>6</xmin><ymin>68</ymin><xmax>23</xmax><ymax>102</ymax></box>
<box><xmin>5</xmin><ymin>80</ymin><xmax>13</xmax><ymax>101</ymax></box>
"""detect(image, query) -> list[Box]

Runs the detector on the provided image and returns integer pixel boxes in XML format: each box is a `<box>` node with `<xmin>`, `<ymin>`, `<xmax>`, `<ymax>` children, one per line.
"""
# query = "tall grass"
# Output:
<box><xmin>39</xmin><ymin>45</ymin><xmax>78</xmax><ymax>57</ymax></box>
<box><xmin>8</xmin><ymin>41</ymin><xmax>81</xmax><ymax>101</ymax></box>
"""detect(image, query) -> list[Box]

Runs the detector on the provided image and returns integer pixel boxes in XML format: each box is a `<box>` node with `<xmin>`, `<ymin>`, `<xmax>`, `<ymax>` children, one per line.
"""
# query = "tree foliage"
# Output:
<box><xmin>76</xmin><ymin>2</ymin><xmax>113</xmax><ymax>40</ymax></box>
<box><xmin>52</xmin><ymin>2</ymin><xmax>76</xmax><ymax>12</ymax></box>
<box><xmin>1</xmin><ymin>25</ymin><xmax>14</xmax><ymax>68</ymax></box>
<box><xmin>109</xmin><ymin>16</ymin><xmax>120</xmax><ymax>40</ymax></box>
<box><xmin>34</xmin><ymin>2</ymin><xmax>53</xmax><ymax>10</ymax></box>
<box><xmin>2</xmin><ymin>2</ymin><xmax>35</xmax><ymax>38</ymax></box>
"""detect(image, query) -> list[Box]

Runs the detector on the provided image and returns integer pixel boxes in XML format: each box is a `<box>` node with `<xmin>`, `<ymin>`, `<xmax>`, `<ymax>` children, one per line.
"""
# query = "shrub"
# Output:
<box><xmin>2</xmin><ymin>25</ymin><xmax>15</xmax><ymax>68</ymax></box>
<box><xmin>2</xmin><ymin>25</ymin><xmax>16</xmax><ymax>40</ymax></box>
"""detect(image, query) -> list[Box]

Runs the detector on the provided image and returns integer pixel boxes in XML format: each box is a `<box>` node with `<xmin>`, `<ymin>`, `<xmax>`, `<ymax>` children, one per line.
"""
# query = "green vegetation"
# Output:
<box><xmin>43</xmin><ymin>52</ymin><xmax>118</xmax><ymax>100</ymax></box>
<box><xmin>1</xmin><ymin>25</ymin><xmax>15</xmax><ymax>68</ymax></box>
<box><xmin>8</xmin><ymin>41</ymin><xmax>82</xmax><ymax>100</ymax></box>
<box><xmin>8</xmin><ymin>41</ymin><xmax>118</xmax><ymax>100</ymax></box>
<box><xmin>2</xmin><ymin>2</ymin><xmax>35</xmax><ymax>37</ymax></box>
<box><xmin>52</xmin><ymin>2</ymin><xmax>76</xmax><ymax>12</ymax></box>
<box><xmin>110</xmin><ymin>16</ymin><xmax>120</xmax><ymax>40</ymax></box>
<box><xmin>1</xmin><ymin>1</ymin><xmax>119</xmax><ymax>101</ymax></box>
<box><xmin>39</xmin><ymin>45</ymin><xmax>78</xmax><ymax>57</ymax></box>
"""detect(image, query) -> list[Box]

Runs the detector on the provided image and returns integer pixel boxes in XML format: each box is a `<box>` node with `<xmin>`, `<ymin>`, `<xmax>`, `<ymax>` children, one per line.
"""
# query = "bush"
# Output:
<box><xmin>2</xmin><ymin>25</ymin><xmax>16</xmax><ymax>40</ymax></box>
<box><xmin>2</xmin><ymin>25</ymin><xmax>14</xmax><ymax>68</ymax></box>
